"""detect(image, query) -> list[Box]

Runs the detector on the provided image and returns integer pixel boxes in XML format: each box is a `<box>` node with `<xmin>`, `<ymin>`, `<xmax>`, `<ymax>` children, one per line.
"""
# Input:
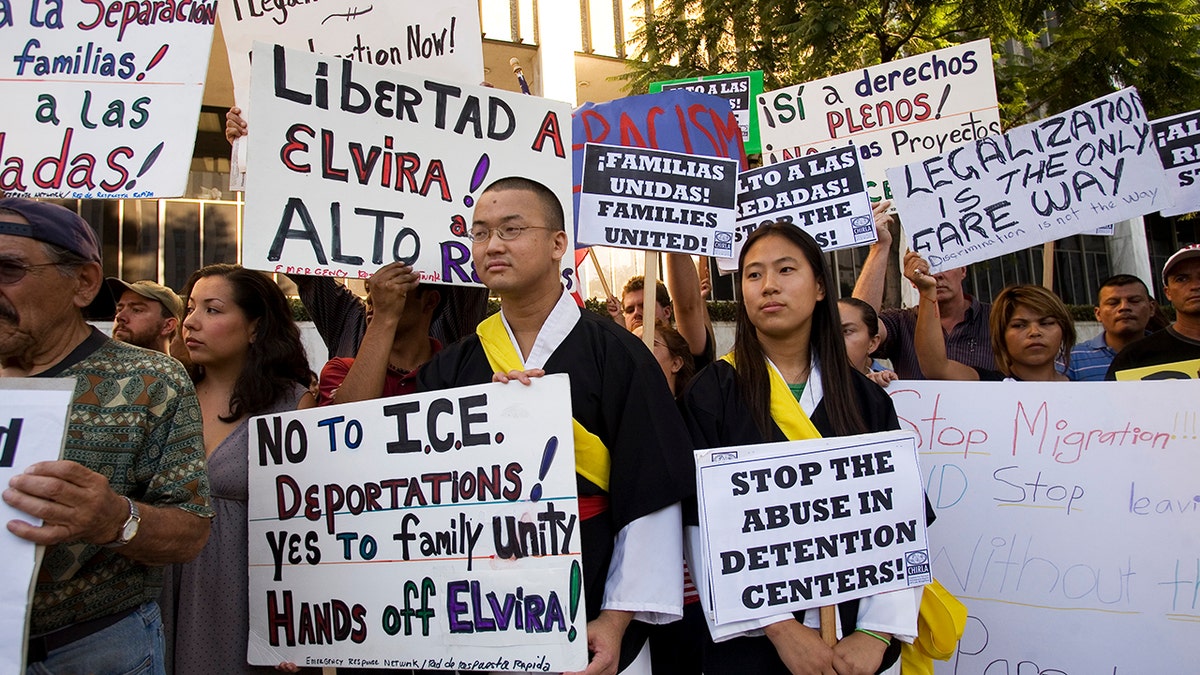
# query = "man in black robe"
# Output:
<box><xmin>417</xmin><ymin>177</ymin><xmax>694</xmax><ymax>675</ymax></box>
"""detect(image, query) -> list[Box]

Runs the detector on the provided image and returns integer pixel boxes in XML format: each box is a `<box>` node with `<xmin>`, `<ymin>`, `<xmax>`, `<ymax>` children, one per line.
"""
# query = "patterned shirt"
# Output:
<box><xmin>879</xmin><ymin>296</ymin><xmax>994</xmax><ymax>379</ymax></box>
<box><xmin>31</xmin><ymin>329</ymin><xmax>211</xmax><ymax>634</ymax></box>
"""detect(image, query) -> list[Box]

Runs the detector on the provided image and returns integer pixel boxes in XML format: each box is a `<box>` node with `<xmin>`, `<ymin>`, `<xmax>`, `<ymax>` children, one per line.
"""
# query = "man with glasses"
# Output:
<box><xmin>418</xmin><ymin>177</ymin><xmax>693</xmax><ymax>675</ymax></box>
<box><xmin>0</xmin><ymin>198</ymin><xmax>212</xmax><ymax>673</ymax></box>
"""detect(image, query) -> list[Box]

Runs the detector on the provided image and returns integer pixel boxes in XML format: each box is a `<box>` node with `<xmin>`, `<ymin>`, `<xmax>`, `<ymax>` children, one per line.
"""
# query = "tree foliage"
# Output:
<box><xmin>623</xmin><ymin>0</ymin><xmax>1200</xmax><ymax>127</ymax></box>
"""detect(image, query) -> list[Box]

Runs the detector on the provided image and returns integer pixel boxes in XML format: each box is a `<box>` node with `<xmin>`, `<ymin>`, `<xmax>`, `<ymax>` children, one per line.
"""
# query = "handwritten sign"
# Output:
<box><xmin>218</xmin><ymin>0</ymin><xmax>483</xmax><ymax>111</ymax></box>
<box><xmin>1152</xmin><ymin>110</ymin><xmax>1200</xmax><ymax>217</ymax></box>
<box><xmin>887</xmin><ymin>87</ymin><xmax>1167</xmax><ymax>272</ymax></box>
<box><xmin>247</xmin><ymin>376</ymin><xmax>586</xmax><ymax>671</ymax></box>
<box><xmin>719</xmin><ymin>146</ymin><xmax>875</xmax><ymax>272</ymax></box>
<box><xmin>887</xmin><ymin>381</ymin><xmax>1200</xmax><ymax>674</ymax></box>
<box><xmin>0</xmin><ymin>0</ymin><xmax>216</xmax><ymax>198</ymax></box>
<box><xmin>577</xmin><ymin>143</ymin><xmax>738</xmax><ymax>256</ymax></box>
<box><xmin>758</xmin><ymin>40</ymin><xmax>1001</xmax><ymax>202</ymax></box>
<box><xmin>652</xmin><ymin>71</ymin><xmax>764</xmax><ymax>154</ymax></box>
<box><xmin>696</xmin><ymin>430</ymin><xmax>929</xmax><ymax>625</ymax></box>
<box><xmin>242</xmin><ymin>42</ymin><xmax>574</xmax><ymax>287</ymax></box>
<box><xmin>572</xmin><ymin>90</ymin><xmax>749</xmax><ymax>234</ymax></box>
<box><xmin>0</xmin><ymin>379</ymin><xmax>73</xmax><ymax>673</ymax></box>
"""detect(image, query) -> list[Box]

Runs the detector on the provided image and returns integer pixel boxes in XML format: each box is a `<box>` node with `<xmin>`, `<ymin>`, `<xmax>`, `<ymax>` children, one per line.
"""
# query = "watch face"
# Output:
<box><xmin>121</xmin><ymin>518</ymin><xmax>139</xmax><ymax>541</ymax></box>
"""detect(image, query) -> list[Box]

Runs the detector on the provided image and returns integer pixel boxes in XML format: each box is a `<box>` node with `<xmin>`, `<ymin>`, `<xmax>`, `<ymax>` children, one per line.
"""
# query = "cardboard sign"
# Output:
<box><xmin>887</xmin><ymin>88</ymin><xmax>1167</xmax><ymax>272</ymax></box>
<box><xmin>1152</xmin><ymin>110</ymin><xmax>1200</xmax><ymax>217</ymax></box>
<box><xmin>577</xmin><ymin>143</ymin><xmax>739</xmax><ymax>257</ymax></box>
<box><xmin>758</xmin><ymin>40</ymin><xmax>1001</xmax><ymax>202</ymax></box>
<box><xmin>652</xmin><ymin>71</ymin><xmax>765</xmax><ymax>154</ymax></box>
<box><xmin>572</xmin><ymin>91</ymin><xmax>749</xmax><ymax>236</ymax></box>
<box><xmin>0</xmin><ymin>0</ymin><xmax>216</xmax><ymax>198</ymax></box>
<box><xmin>0</xmin><ymin>379</ymin><xmax>74</xmax><ymax>673</ymax></box>
<box><xmin>247</xmin><ymin>376</ymin><xmax>586</xmax><ymax>671</ymax></box>
<box><xmin>218</xmin><ymin>0</ymin><xmax>483</xmax><ymax>111</ymax></box>
<box><xmin>719</xmin><ymin>145</ymin><xmax>875</xmax><ymax>272</ymax></box>
<box><xmin>242</xmin><ymin>42</ymin><xmax>574</xmax><ymax>288</ymax></box>
<box><xmin>696</xmin><ymin>430</ymin><xmax>930</xmax><ymax>625</ymax></box>
<box><xmin>1114</xmin><ymin>358</ymin><xmax>1200</xmax><ymax>381</ymax></box>
<box><xmin>887</xmin><ymin>381</ymin><xmax>1200</xmax><ymax>674</ymax></box>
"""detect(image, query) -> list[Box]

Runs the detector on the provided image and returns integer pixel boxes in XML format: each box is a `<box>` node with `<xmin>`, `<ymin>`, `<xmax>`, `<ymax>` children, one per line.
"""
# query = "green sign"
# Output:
<box><xmin>651</xmin><ymin>71</ymin><xmax>764</xmax><ymax>154</ymax></box>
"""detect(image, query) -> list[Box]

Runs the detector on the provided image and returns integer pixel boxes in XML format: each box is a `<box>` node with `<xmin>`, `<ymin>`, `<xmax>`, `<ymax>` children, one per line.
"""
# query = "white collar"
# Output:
<box><xmin>498</xmin><ymin>286</ymin><xmax>580</xmax><ymax>370</ymax></box>
<box><xmin>765</xmin><ymin>354</ymin><xmax>824</xmax><ymax>416</ymax></box>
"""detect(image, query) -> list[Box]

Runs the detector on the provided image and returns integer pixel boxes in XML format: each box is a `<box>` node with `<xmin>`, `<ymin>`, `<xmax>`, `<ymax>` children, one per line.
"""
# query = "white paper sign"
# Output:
<box><xmin>242</xmin><ymin>42</ymin><xmax>574</xmax><ymax>287</ymax></box>
<box><xmin>577</xmin><ymin>143</ymin><xmax>739</xmax><ymax>257</ymax></box>
<box><xmin>696</xmin><ymin>430</ymin><xmax>930</xmax><ymax>625</ymax></box>
<box><xmin>247</xmin><ymin>376</ymin><xmax>587</xmax><ymax>671</ymax></box>
<box><xmin>720</xmin><ymin>145</ymin><xmax>875</xmax><ymax>272</ymax></box>
<box><xmin>0</xmin><ymin>0</ymin><xmax>216</xmax><ymax>198</ymax></box>
<box><xmin>758</xmin><ymin>40</ymin><xmax>1001</xmax><ymax>202</ymax></box>
<box><xmin>0</xmin><ymin>379</ymin><xmax>74</xmax><ymax>673</ymax></box>
<box><xmin>886</xmin><ymin>381</ymin><xmax>1200</xmax><ymax>674</ymax></box>
<box><xmin>1152</xmin><ymin>110</ymin><xmax>1200</xmax><ymax>217</ymax></box>
<box><xmin>888</xmin><ymin>88</ymin><xmax>1167</xmax><ymax>272</ymax></box>
<box><xmin>219</xmin><ymin>0</ymin><xmax>483</xmax><ymax>110</ymax></box>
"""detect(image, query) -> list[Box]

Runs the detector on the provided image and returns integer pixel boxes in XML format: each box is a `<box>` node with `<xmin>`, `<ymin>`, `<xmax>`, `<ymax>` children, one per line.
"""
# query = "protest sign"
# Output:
<box><xmin>887</xmin><ymin>87</ymin><xmax>1167</xmax><ymax>273</ymax></box>
<box><xmin>1114</xmin><ymin>358</ymin><xmax>1200</xmax><ymax>381</ymax></box>
<box><xmin>0</xmin><ymin>379</ymin><xmax>74</xmax><ymax>673</ymax></box>
<box><xmin>572</xmin><ymin>90</ymin><xmax>749</xmax><ymax>232</ymax></box>
<box><xmin>0</xmin><ymin>0</ymin><xmax>216</xmax><ymax>198</ymax></box>
<box><xmin>218</xmin><ymin>0</ymin><xmax>482</xmax><ymax>112</ymax></box>
<box><xmin>695</xmin><ymin>430</ymin><xmax>930</xmax><ymax>625</ymax></box>
<box><xmin>652</xmin><ymin>71</ymin><xmax>764</xmax><ymax>154</ymax></box>
<box><xmin>247</xmin><ymin>375</ymin><xmax>586</xmax><ymax>671</ymax></box>
<box><xmin>887</xmin><ymin>381</ymin><xmax>1200</xmax><ymax>673</ymax></box>
<box><xmin>577</xmin><ymin>143</ymin><xmax>738</xmax><ymax>257</ymax></box>
<box><xmin>1152</xmin><ymin>110</ymin><xmax>1200</xmax><ymax>217</ymax></box>
<box><xmin>719</xmin><ymin>145</ymin><xmax>875</xmax><ymax>272</ymax></box>
<box><xmin>758</xmin><ymin>39</ymin><xmax>1001</xmax><ymax>202</ymax></box>
<box><xmin>242</xmin><ymin>42</ymin><xmax>574</xmax><ymax>288</ymax></box>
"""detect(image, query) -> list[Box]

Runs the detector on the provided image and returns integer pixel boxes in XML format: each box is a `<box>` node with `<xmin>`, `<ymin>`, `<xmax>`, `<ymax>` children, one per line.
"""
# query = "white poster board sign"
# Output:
<box><xmin>577</xmin><ymin>143</ymin><xmax>739</xmax><ymax>257</ymax></box>
<box><xmin>247</xmin><ymin>376</ymin><xmax>587</xmax><ymax>671</ymax></box>
<box><xmin>887</xmin><ymin>87</ymin><xmax>1166</xmax><ymax>272</ymax></box>
<box><xmin>757</xmin><ymin>39</ymin><xmax>1001</xmax><ymax>202</ymax></box>
<box><xmin>0</xmin><ymin>0</ymin><xmax>216</xmax><ymax>198</ymax></box>
<box><xmin>1152</xmin><ymin>110</ymin><xmax>1200</xmax><ymax>216</ymax></box>
<box><xmin>886</xmin><ymin>381</ymin><xmax>1200</xmax><ymax>674</ymax></box>
<box><xmin>720</xmin><ymin>146</ymin><xmax>875</xmax><ymax>272</ymax></box>
<box><xmin>0</xmin><ymin>379</ymin><xmax>74</xmax><ymax>673</ymax></box>
<box><xmin>696</xmin><ymin>430</ymin><xmax>930</xmax><ymax>625</ymax></box>
<box><xmin>219</xmin><ymin>0</ymin><xmax>483</xmax><ymax>110</ymax></box>
<box><xmin>242</xmin><ymin>42</ymin><xmax>574</xmax><ymax>287</ymax></box>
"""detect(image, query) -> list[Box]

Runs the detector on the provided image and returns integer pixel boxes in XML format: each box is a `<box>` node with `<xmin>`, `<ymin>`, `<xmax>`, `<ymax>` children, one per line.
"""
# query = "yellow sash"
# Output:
<box><xmin>477</xmin><ymin>313</ymin><xmax>611</xmax><ymax>491</ymax></box>
<box><xmin>720</xmin><ymin>353</ymin><xmax>822</xmax><ymax>441</ymax></box>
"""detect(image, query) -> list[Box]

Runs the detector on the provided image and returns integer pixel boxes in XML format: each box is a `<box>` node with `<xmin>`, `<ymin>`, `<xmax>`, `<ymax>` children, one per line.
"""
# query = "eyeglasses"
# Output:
<box><xmin>0</xmin><ymin>261</ymin><xmax>62</xmax><ymax>285</ymax></box>
<box><xmin>468</xmin><ymin>225</ymin><xmax>551</xmax><ymax>243</ymax></box>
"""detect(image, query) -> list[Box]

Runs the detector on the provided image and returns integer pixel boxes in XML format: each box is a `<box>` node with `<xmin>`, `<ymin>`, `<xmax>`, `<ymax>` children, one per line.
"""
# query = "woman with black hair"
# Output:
<box><xmin>162</xmin><ymin>264</ymin><xmax>315</xmax><ymax>674</ymax></box>
<box><xmin>682</xmin><ymin>223</ymin><xmax>917</xmax><ymax>675</ymax></box>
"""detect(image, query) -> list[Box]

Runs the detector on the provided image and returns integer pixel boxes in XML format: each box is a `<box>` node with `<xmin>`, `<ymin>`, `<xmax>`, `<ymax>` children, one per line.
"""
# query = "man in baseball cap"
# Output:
<box><xmin>1106</xmin><ymin>243</ymin><xmax>1200</xmax><ymax>379</ymax></box>
<box><xmin>0</xmin><ymin>197</ymin><xmax>211</xmax><ymax>673</ymax></box>
<box><xmin>107</xmin><ymin>278</ymin><xmax>183</xmax><ymax>354</ymax></box>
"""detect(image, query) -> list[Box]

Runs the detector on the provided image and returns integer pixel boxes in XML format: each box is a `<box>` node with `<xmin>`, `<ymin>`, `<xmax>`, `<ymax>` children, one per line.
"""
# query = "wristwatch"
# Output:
<box><xmin>103</xmin><ymin>496</ymin><xmax>141</xmax><ymax>548</ymax></box>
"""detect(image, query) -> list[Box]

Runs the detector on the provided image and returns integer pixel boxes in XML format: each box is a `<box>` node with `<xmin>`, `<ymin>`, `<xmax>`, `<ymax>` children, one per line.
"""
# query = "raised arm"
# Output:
<box><xmin>851</xmin><ymin>200</ymin><xmax>895</xmax><ymax>311</ymax></box>
<box><xmin>324</xmin><ymin>263</ymin><xmax>417</xmax><ymax>404</ymax></box>
<box><xmin>666</xmin><ymin>253</ymin><xmax>711</xmax><ymax>356</ymax></box>
<box><xmin>904</xmin><ymin>252</ymin><xmax>979</xmax><ymax>381</ymax></box>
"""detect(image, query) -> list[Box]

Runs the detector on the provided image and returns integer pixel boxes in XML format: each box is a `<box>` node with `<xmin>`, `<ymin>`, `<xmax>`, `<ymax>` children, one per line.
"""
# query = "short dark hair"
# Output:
<box><xmin>837</xmin><ymin>297</ymin><xmax>880</xmax><ymax>339</ymax></box>
<box><xmin>479</xmin><ymin>177</ymin><xmax>565</xmax><ymax>231</ymax></box>
<box><xmin>622</xmin><ymin>275</ymin><xmax>672</xmax><ymax>309</ymax></box>
<box><xmin>1097</xmin><ymin>274</ymin><xmax>1150</xmax><ymax>299</ymax></box>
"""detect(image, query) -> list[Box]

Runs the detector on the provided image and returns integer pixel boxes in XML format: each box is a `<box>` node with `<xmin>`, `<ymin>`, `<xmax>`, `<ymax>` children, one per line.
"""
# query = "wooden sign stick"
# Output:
<box><xmin>643</xmin><ymin>251</ymin><xmax>658</xmax><ymax>349</ymax></box>
<box><xmin>588</xmin><ymin>248</ymin><xmax>614</xmax><ymax>300</ymax></box>
<box><xmin>819</xmin><ymin>605</ymin><xmax>838</xmax><ymax>646</ymax></box>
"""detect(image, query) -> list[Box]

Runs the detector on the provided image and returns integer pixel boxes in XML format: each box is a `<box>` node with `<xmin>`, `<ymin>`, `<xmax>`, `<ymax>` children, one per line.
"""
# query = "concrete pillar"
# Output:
<box><xmin>1107</xmin><ymin>216</ymin><xmax>1154</xmax><ymax>288</ymax></box>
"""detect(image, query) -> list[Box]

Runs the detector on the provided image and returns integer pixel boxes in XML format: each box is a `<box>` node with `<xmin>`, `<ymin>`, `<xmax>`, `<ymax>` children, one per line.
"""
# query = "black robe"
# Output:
<box><xmin>681</xmin><ymin>360</ymin><xmax>909</xmax><ymax>674</ymax></box>
<box><xmin>417</xmin><ymin>309</ymin><xmax>695</xmax><ymax>667</ymax></box>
